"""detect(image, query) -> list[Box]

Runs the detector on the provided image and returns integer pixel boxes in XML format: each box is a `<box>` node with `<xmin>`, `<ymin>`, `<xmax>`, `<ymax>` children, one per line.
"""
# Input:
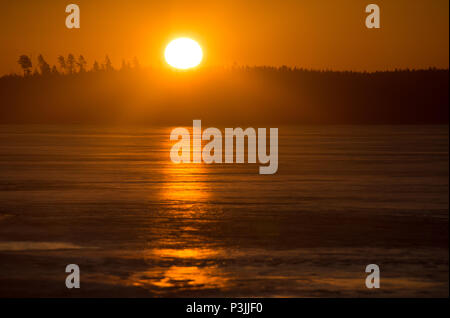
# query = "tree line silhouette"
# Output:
<box><xmin>16</xmin><ymin>54</ymin><xmax>140</xmax><ymax>76</ymax></box>
<box><xmin>1</xmin><ymin>54</ymin><xmax>448</xmax><ymax>125</ymax></box>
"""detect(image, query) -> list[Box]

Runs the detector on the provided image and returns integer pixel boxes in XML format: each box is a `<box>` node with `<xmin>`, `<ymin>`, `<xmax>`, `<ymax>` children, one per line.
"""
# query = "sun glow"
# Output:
<box><xmin>164</xmin><ymin>38</ymin><xmax>203</xmax><ymax>69</ymax></box>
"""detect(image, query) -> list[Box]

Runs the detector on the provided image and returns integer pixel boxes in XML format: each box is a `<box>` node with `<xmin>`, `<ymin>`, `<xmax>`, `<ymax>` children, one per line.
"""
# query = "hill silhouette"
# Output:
<box><xmin>0</xmin><ymin>60</ymin><xmax>448</xmax><ymax>125</ymax></box>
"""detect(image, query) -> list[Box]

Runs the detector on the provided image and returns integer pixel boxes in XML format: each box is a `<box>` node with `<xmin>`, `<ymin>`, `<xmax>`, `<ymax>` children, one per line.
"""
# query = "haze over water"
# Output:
<box><xmin>0</xmin><ymin>125</ymin><xmax>448</xmax><ymax>297</ymax></box>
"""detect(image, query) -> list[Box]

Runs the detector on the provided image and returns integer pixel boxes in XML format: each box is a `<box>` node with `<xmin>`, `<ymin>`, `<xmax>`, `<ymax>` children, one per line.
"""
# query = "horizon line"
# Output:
<box><xmin>2</xmin><ymin>65</ymin><xmax>449</xmax><ymax>79</ymax></box>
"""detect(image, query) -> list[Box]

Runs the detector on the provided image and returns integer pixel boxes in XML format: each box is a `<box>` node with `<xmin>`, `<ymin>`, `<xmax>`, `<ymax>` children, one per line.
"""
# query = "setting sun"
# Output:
<box><xmin>164</xmin><ymin>38</ymin><xmax>203</xmax><ymax>69</ymax></box>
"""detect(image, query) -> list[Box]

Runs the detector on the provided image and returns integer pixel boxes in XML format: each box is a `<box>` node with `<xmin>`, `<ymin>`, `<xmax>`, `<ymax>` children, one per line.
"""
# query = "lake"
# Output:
<box><xmin>0</xmin><ymin>125</ymin><xmax>448</xmax><ymax>297</ymax></box>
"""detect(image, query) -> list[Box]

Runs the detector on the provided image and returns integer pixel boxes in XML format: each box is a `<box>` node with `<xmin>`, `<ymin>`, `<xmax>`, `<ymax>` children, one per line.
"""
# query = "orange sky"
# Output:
<box><xmin>0</xmin><ymin>0</ymin><xmax>448</xmax><ymax>75</ymax></box>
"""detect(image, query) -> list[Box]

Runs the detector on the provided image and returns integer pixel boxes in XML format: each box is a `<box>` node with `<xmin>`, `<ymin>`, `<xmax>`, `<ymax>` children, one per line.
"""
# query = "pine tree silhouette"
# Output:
<box><xmin>17</xmin><ymin>55</ymin><xmax>32</xmax><ymax>76</ymax></box>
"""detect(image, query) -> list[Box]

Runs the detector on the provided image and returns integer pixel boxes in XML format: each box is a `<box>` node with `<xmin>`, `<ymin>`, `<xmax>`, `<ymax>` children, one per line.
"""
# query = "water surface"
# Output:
<box><xmin>0</xmin><ymin>125</ymin><xmax>448</xmax><ymax>297</ymax></box>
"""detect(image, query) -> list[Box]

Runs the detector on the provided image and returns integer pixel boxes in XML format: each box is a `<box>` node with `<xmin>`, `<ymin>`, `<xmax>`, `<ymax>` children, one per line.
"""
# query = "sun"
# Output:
<box><xmin>165</xmin><ymin>38</ymin><xmax>203</xmax><ymax>69</ymax></box>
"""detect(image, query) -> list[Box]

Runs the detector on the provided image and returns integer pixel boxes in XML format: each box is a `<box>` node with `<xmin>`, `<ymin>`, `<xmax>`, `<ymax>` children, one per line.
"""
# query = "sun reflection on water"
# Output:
<box><xmin>160</xmin><ymin>164</ymin><xmax>211</xmax><ymax>205</ymax></box>
<box><xmin>127</xmin><ymin>136</ymin><xmax>229</xmax><ymax>292</ymax></box>
<box><xmin>129</xmin><ymin>265</ymin><xmax>228</xmax><ymax>290</ymax></box>
<box><xmin>151</xmin><ymin>247</ymin><xmax>220</xmax><ymax>259</ymax></box>
<box><xmin>128</xmin><ymin>247</ymin><xmax>229</xmax><ymax>291</ymax></box>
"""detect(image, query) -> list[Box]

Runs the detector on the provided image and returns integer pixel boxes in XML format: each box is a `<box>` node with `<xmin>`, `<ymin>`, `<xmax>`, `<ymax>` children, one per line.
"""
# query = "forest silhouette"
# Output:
<box><xmin>1</xmin><ymin>54</ymin><xmax>448</xmax><ymax>125</ymax></box>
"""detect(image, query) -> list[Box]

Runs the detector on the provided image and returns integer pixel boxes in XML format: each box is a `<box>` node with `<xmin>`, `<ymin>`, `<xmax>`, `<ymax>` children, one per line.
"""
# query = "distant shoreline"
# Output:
<box><xmin>1</xmin><ymin>67</ymin><xmax>448</xmax><ymax>125</ymax></box>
